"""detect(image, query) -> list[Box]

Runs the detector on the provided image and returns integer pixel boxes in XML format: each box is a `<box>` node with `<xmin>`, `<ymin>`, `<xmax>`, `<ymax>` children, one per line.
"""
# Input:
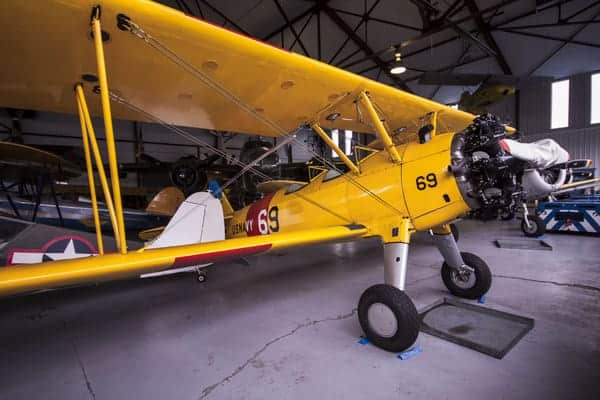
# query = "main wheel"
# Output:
<box><xmin>358</xmin><ymin>284</ymin><xmax>420</xmax><ymax>352</ymax></box>
<box><xmin>521</xmin><ymin>215</ymin><xmax>545</xmax><ymax>237</ymax></box>
<box><xmin>441</xmin><ymin>252</ymin><xmax>491</xmax><ymax>300</ymax></box>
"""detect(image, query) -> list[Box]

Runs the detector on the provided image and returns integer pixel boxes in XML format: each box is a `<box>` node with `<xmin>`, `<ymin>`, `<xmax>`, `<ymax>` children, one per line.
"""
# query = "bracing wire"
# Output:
<box><xmin>118</xmin><ymin>17</ymin><xmax>406</xmax><ymax>217</ymax></box>
<box><xmin>109</xmin><ymin>91</ymin><xmax>273</xmax><ymax>185</ymax></box>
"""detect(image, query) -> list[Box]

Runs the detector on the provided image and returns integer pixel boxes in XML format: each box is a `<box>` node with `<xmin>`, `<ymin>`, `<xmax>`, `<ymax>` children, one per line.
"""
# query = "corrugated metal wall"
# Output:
<box><xmin>520</xmin><ymin>70</ymin><xmax>599</xmax><ymax>167</ymax></box>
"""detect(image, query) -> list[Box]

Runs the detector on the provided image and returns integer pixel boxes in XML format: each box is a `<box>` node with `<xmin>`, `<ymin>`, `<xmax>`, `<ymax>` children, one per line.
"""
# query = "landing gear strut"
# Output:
<box><xmin>357</xmin><ymin>223</ymin><xmax>493</xmax><ymax>353</ymax></box>
<box><xmin>441</xmin><ymin>252</ymin><xmax>491</xmax><ymax>299</ymax></box>
<box><xmin>432</xmin><ymin>229</ymin><xmax>492</xmax><ymax>299</ymax></box>
<box><xmin>521</xmin><ymin>202</ymin><xmax>545</xmax><ymax>237</ymax></box>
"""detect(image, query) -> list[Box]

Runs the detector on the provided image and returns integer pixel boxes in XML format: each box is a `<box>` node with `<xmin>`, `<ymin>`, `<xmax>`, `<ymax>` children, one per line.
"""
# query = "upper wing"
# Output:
<box><xmin>0</xmin><ymin>142</ymin><xmax>81</xmax><ymax>179</ymax></box>
<box><xmin>0</xmin><ymin>0</ymin><xmax>476</xmax><ymax>138</ymax></box>
<box><xmin>0</xmin><ymin>224</ymin><xmax>367</xmax><ymax>297</ymax></box>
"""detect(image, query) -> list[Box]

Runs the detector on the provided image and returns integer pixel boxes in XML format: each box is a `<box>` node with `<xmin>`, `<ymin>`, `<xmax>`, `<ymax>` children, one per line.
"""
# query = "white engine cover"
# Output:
<box><xmin>147</xmin><ymin>192</ymin><xmax>225</xmax><ymax>250</ymax></box>
<box><xmin>501</xmin><ymin>138</ymin><xmax>569</xmax><ymax>168</ymax></box>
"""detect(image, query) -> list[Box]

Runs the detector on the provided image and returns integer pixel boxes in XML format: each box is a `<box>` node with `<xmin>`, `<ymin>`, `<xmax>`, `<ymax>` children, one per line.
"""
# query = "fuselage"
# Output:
<box><xmin>226</xmin><ymin>132</ymin><xmax>470</xmax><ymax>240</ymax></box>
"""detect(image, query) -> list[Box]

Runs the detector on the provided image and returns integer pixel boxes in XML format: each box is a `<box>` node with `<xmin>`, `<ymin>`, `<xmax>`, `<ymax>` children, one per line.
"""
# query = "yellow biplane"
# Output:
<box><xmin>0</xmin><ymin>0</ymin><xmax>588</xmax><ymax>352</ymax></box>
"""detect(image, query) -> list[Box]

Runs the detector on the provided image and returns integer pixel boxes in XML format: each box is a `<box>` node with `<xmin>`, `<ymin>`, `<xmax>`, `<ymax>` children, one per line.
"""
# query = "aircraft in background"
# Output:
<box><xmin>0</xmin><ymin>0</ymin><xmax>593</xmax><ymax>353</ymax></box>
<box><xmin>0</xmin><ymin>141</ymin><xmax>176</xmax><ymax>234</ymax></box>
<box><xmin>419</xmin><ymin>72</ymin><xmax>554</xmax><ymax>114</ymax></box>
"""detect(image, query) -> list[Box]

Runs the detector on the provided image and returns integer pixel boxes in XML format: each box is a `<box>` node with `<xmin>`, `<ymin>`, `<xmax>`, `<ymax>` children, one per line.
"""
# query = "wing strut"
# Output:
<box><xmin>358</xmin><ymin>91</ymin><xmax>402</xmax><ymax>163</ymax></box>
<box><xmin>90</xmin><ymin>5</ymin><xmax>127</xmax><ymax>254</ymax></box>
<box><xmin>75</xmin><ymin>85</ymin><xmax>107</xmax><ymax>255</ymax></box>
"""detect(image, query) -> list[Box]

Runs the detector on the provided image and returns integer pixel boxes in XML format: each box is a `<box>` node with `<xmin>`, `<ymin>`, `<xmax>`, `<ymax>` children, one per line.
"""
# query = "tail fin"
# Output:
<box><xmin>146</xmin><ymin>191</ymin><xmax>224</xmax><ymax>250</ymax></box>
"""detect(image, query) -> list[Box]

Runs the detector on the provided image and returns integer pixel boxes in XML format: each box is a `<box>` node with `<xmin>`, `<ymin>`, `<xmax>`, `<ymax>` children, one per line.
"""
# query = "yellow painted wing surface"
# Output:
<box><xmin>0</xmin><ymin>0</ymin><xmax>476</xmax><ymax>138</ymax></box>
<box><xmin>256</xmin><ymin>180</ymin><xmax>307</xmax><ymax>194</ymax></box>
<box><xmin>0</xmin><ymin>224</ymin><xmax>367</xmax><ymax>297</ymax></box>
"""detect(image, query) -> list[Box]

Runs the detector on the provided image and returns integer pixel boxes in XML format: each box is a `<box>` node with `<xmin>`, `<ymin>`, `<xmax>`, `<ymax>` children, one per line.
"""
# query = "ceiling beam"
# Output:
<box><xmin>492</xmin><ymin>0</ymin><xmax>578</xmax><ymax>29</ymax></box>
<box><xmin>320</xmin><ymin>4</ymin><xmax>410</xmax><ymax>91</ymax></box>
<box><xmin>504</xmin><ymin>19</ymin><xmax>600</xmax><ymax>29</ymax></box>
<box><xmin>350</xmin><ymin>34</ymin><xmax>465</xmax><ymax>75</ymax></box>
<box><xmin>439</xmin><ymin>0</ymin><xmax>463</xmax><ymax>21</ymax></box>
<box><xmin>495</xmin><ymin>28</ymin><xmax>600</xmax><ymax>49</ymax></box>
<box><xmin>197</xmin><ymin>0</ymin><xmax>251</xmax><ymax>35</ymax></box>
<box><xmin>564</xmin><ymin>0</ymin><xmax>600</xmax><ymax>21</ymax></box>
<box><xmin>399</xmin><ymin>54</ymin><xmax>490</xmax><ymax>83</ymax></box>
<box><xmin>341</xmin><ymin>0</ymin><xmax>520</xmax><ymax>72</ymax></box>
<box><xmin>192</xmin><ymin>0</ymin><xmax>204</xmax><ymax>18</ymax></box>
<box><xmin>464</xmin><ymin>0</ymin><xmax>512</xmax><ymax>74</ymax></box>
<box><xmin>331</xmin><ymin>8</ymin><xmax>421</xmax><ymax>31</ymax></box>
<box><xmin>328</xmin><ymin>0</ymin><xmax>383</xmax><ymax>65</ymax></box>
<box><xmin>272</xmin><ymin>0</ymin><xmax>310</xmax><ymax>56</ymax></box>
<box><xmin>262</xmin><ymin>4</ymin><xmax>322</xmax><ymax>41</ymax></box>
<box><xmin>288</xmin><ymin>12</ymin><xmax>314</xmax><ymax>52</ymax></box>
<box><xmin>410</xmin><ymin>0</ymin><xmax>497</xmax><ymax>56</ymax></box>
<box><xmin>174</xmin><ymin>0</ymin><xmax>193</xmax><ymax>15</ymax></box>
<box><xmin>527</xmin><ymin>8</ymin><xmax>600</xmax><ymax>76</ymax></box>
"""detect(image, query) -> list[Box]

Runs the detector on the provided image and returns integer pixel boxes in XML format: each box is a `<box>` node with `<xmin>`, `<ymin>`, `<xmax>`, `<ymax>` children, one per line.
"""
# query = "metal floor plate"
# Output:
<box><xmin>494</xmin><ymin>239</ymin><xmax>553</xmax><ymax>251</ymax></box>
<box><xmin>420</xmin><ymin>298</ymin><xmax>534</xmax><ymax>359</ymax></box>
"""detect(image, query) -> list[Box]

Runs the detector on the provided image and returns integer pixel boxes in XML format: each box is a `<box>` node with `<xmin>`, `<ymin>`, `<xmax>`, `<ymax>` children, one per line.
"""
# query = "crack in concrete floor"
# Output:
<box><xmin>71</xmin><ymin>339</ymin><xmax>96</xmax><ymax>400</ymax></box>
<box><xmin>493</xmin><ymin>274</ymin><xmax>600</xmax><ymax>292</ymax></box>
<box><xmin>61</xmin><ymin>264</ymin><xmax>596</xmax><ymax>400</ymax></box>
<box><xmin>198</xmin><ymin>309</ymin><xmax>357</xmax><ymax>399</ymax></box>
<box><xmin>195</xmin><ymin>269</ymin><xmax>600</xmax><ymax>398</ymax></box>
<box><xmin>420</xmin><ymin>260</ymin><xmax>600</xmax><ymax>293</ymax></box>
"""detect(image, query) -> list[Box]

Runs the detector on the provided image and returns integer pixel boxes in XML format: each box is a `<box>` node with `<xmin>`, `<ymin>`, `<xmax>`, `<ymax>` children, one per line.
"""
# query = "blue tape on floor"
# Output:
<box><xmin>478</xmin><ymin>295</ymin><xmax>486</xmax><ymax>304</ymax></box>
<box><xmin>397</xmin><ymin>345</ymin><xmax>422</xmax><ymax>360</ymax></box>
<box><xmin>358</xmin><ymin>337</ymin><xmax>370</xmax><ymax>345</ymax></box>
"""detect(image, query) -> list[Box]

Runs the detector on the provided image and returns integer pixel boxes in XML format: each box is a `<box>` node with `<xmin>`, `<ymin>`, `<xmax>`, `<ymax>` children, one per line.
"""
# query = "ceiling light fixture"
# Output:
<box><xmin>390</xmin><ymin>51</ymin><xmax>406</xmax><ymax>75</ymax></box>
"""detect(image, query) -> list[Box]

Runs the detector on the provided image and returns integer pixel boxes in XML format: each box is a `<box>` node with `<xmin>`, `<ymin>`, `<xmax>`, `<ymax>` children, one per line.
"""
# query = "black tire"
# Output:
<box><xmin>441</xmin><ymin>252</ymin><xmax>491</xmax><ymax>300</ymax></box>
<box><xmin>521</xmin><ymin>215</ymin><xmax>545</xmax><ymax>237</ymax></box>
<box><xmin>358</xmin><ymin>284</ymin><xmax>420</xmax><ymax>352</ymax></box>
<box><xmin>500</xmin><ymin>210</ymin><xmax>515</xmax><ymax>221</ymax></box>
<box><xmin>450</xmin><ymin>223</ymin><xmax>459</xmax><ymax>242</ymax></box>
<box><xmin>170</xmin><ymin>157</ymin><xmax>207</xmax><ymax>194</ymax></box>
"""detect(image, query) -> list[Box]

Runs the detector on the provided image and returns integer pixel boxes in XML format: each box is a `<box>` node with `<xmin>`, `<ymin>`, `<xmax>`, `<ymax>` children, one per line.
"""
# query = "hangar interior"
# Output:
<box><xmin>0</xmin><ymin>1</ymin><xmax>599</xmax><ymax>399</ymax></box>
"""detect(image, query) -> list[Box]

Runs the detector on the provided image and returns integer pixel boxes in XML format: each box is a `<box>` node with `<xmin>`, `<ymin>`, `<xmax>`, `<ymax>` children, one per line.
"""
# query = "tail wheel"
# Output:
<box><xmin>358</xmin><ymin>284</ymin><xmax>420</xmax><ymax>352</ymax></box>
<box><xmin>521</xmin><ymin>215</ymin><xmax>545</xmax><ymax>237</ymax></box>
<box><xmin>441</xmin><ymin>252</ymin><xmax>491</xmax><ymax>300</ymax></box>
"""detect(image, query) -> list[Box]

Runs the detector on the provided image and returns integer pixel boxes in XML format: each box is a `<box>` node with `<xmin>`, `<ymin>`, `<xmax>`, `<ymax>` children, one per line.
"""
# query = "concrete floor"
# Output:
<box><xmin>0</xmin><ymin>220</ymin><xmax>599</xmax><ymax>400</ymax></box>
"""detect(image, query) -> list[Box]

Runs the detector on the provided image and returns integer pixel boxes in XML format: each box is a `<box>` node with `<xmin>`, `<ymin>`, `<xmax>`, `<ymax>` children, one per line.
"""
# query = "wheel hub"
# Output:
<box><xmin>367</xmin><ymin>302</ymin><xmax>398</xmax><ymax>338</ymax></box>
<box><xmin>524</xmin><ymin>220</ymin><xmax>537</xmax><ymax>233</ymax></box>
<box><xmin>452</xmin><ymin>267</ymin><xmax>476</xmax><ymax>289</ymax></box>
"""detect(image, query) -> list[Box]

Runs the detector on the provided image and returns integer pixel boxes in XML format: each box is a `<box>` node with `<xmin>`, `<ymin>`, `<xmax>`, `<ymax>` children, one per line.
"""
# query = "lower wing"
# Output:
<box><xmin>0</xmin><ymin>224</ymin><xmax>367</xmax><ymax>297</ymax></box>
